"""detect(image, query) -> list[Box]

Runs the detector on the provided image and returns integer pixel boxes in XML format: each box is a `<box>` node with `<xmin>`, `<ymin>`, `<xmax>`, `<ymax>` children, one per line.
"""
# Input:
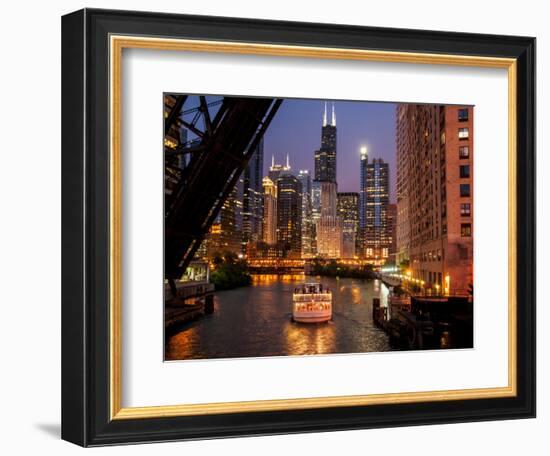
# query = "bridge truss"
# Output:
<box><xmin>164</xmin><ymin>95</ymin><xmax>282</xmax><ymax>291</ymax></box>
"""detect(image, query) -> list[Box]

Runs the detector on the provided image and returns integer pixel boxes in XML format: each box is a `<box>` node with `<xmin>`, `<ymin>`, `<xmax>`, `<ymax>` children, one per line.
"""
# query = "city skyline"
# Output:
<box><xmin>165</xmin><ymin>94</ymin><xmax>473</xmax><ymax>280</ymax></box>
<box><xmin>180</xmin><ymin>96</ymin><xmax>397</xmax><ymax>263</ymax></box>
<box><xmin>262</xmin><ymin>98</ymin><xmax>397</xmax><ymax>200</ymax></box>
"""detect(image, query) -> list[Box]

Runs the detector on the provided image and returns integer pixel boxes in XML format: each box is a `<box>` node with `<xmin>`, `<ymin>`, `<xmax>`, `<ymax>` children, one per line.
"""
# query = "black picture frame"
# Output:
<box><xmin>62</xmin><ymin>8</ymin><xmax>536</xmax><ymax>447</ymax></box>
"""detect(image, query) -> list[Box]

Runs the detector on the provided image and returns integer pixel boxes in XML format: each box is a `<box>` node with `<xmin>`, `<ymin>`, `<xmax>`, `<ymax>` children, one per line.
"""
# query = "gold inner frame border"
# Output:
<box><xmin>109</xmin><ymin>35</ymin><xmax>517</xmax><ymax>420</ymax></box>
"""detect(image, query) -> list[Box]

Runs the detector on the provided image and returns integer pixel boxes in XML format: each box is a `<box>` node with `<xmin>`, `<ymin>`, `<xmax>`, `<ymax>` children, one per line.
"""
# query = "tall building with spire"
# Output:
<box><xmin>268</xmin><ymin>153</ymin><xmax>291</xmax><ymax>184</ymax></box>
<box><xmin>314</xmin><ymin>102</ymin><xmax>337</xmax><ymax>183</ymax></box>
<box><xmin>313</xmin><ymin>101</ymin><xmax>342</xmax><ymax>258</ymax></box>
<box><xmin>260</xmin><ymin>153</ymin><xmax>291</xmax><ymax>248</ymax></box>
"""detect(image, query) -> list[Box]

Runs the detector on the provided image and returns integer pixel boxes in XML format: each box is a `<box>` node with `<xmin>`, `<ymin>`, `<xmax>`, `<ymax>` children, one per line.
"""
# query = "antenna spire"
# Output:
<box><xmin>286</xmin><ymin>153</ymin><xmax>290</xmax><ymax>169</ymax></box>
<box><xmin>323</xmin><ymin>102</ymin><xmax>327</xmax><ymax>127</ymax></box>
<box><xmin>331</xmin><ymin>102</ymin><xmax>336</xmax><ymax>126</ymax></box>
<box><xmin>271</xmin><ymin>153</ymin><xmax>275</xmax><ymax>168</ymax></box>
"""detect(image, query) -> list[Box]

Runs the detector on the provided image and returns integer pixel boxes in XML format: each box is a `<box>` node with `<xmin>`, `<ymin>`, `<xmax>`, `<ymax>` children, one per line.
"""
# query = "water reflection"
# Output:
<box><xmin>166</xmin><ymin>275</ymin><xmax>390</xmax><ymax>361</ymax></box>
<box><xmin>283</xmin><ymin>318</ymin><xmax>336</xmax><ymax>356</ymax></box>
<box><xmin>252</xmin><ymin>273</ymin><xmax>306</xmax><ymax>284</ymax></box>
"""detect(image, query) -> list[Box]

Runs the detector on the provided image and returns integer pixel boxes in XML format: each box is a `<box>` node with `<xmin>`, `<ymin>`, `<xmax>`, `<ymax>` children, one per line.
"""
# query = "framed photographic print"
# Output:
<box><xmin>61</xmin><ymin>8</ymin><xmax>536</xmax><ymax>446</ymax></box>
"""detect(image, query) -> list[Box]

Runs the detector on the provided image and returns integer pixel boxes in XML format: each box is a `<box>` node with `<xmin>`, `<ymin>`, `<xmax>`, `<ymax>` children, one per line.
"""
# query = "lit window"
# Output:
<box><xmin>460</xmin><ymin>165</ymin><xmax>470</xmax><ymax>178</ymax></box>
<box><xmin>461</xmin><ymin>223</ymin><xmax>472</xmax><ymax>237</ymax></box>
<box><xmin>458</xmin><ymin>128</ymin><xmax>469</xmax><ymax>139</ymax></box>
<box><xmin>458</xmin><ymin>108</ymin><xmax>469</xmax><ymax>121</ymax></box>
<box><xmin>459</xmin><ymin>146</ymin><xmax>469</xmax><ymax>158</ymax></box>
<box><xmin>460</xmin><ymin>184</ymin><xmax>471</xmax><ymax>197</ymax></box>
<box><xmin>460</xmin><ymin>203</ymin><xmax>471</xmax><ymax>216</ymax></box>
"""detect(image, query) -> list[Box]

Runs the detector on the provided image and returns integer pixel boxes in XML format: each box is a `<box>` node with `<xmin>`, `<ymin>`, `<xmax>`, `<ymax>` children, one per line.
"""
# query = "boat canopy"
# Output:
<box><xmin>294</xmin><ymin>283</ymin><xmax>330</xmax><ymax>294</ymax></box>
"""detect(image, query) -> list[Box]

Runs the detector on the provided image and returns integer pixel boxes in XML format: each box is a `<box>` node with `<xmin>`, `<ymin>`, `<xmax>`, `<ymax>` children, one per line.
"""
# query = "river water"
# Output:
<box><xmin>165</xmin><ymin>275</ymin><xmax>391</xmax><ymax>361</ymax></box>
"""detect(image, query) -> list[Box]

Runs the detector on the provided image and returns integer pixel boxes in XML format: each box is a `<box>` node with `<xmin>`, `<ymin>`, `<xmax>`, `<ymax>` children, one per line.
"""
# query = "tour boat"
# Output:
<box><xmin>292</xmin><ymin>282</ymin><xmax>332</xmax><ymax>323</ymax></box>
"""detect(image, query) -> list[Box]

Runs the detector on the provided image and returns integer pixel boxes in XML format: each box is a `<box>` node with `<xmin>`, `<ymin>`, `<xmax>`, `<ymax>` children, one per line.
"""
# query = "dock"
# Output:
<box><xmin>373</xmin><ymin>294</ymin><xmax>473</xmax><ymax>350</ymax></box>
<box><xmin>165</xmin><ymin>280</ymin><xmax>215</xmax><ymax>335</ymax></box>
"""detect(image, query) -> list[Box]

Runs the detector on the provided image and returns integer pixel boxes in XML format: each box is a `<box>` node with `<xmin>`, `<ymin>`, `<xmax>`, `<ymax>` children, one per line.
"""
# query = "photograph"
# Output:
<box><xmin>164</xmin><ymin>95</ymin><xmax>474</xmax><ymax>361</ymax></box>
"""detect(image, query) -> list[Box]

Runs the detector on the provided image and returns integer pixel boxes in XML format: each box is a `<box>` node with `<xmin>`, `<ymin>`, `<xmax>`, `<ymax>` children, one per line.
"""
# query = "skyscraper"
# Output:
<box><xmin>206</xmin><ymin>184</ymin><xmax>242</xmax><ymax>257</ymax></box>
<box><xmin>277</xmin><ymin>174</ymin><xmax>302</xmax><ymax>258</ymax></box>
<box><xmin>364</xmin><ymin>158</ymin><xmax>390</xmax><ymax>262</ymax></box>
<box><xmin>320</xmin><ymin>181</ymin><xmax>338</xmax><ymax>218</ymax></box>
<box><xmin>396</xmin><ymin>104</ymin><xmax>474</xmax><ymax>294</ymax></box>
<box><xmin>316</xmin><ymin>181</ymin><xmax>342</xmax><ymax>258</ymax></box>
<box><xmin>337</xmin><ymin>192</ymin><xmax>359</xmax><ymax>258</ymax></box>
<box><xmin>312</xmin><ymin>102</ymin><xmax>342</xmax><ymax>258</ymax></box>
<box><xmin>297</xmin><ymin>170</ymin><xmax>314</xmax><ymax>258</ymax></box>
<box><xmin>359</xmin><ymin>145</ymin><xmax>368</xmax><ymax>257</ymax></box>
<box><xmin>268</xmin><ymin>153</ymin><xmax>291</xmax><ymax>184</ymax></box>
<box><xmin>395</xmin><ymin>106</ymin><xmax>411</xmax><ymax>268</ymax></box>
<box><xmin>241</xmin><ymin>139</ymin><xmax>264</xmax><ymax>247</ymax></box>
<box><xmin>314</xmin><ymin>102</ymin><xmax>337</xmax><ymax>183</ymax></box>
<box><xmin>310</xmin><ymin>180</ymin><xmax>321</xmax><ymax>257</ymax></box>
<box><xmin>262</xmin><ymin>176</ymin><xmax>277</xmax><ymax>245</ymax></box>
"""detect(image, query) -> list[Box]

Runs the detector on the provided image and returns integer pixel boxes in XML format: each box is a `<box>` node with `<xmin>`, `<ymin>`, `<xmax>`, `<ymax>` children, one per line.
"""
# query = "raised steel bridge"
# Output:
<box><xmin>164</xmin><ymin>95</ymin><xmax>282</xmax><ymax>293</ymax></box>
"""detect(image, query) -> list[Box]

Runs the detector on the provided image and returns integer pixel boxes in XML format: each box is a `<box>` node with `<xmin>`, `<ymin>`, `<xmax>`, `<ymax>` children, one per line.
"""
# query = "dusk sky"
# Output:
<box><xmin>263</xmin><ymin>98</ymin><xmax>397</xmax><ymax>201</ymax></box>
<box><xmin>176</xmin><ymin>95</ymin><xmax>397</xmax><ymax>201</ymax></box>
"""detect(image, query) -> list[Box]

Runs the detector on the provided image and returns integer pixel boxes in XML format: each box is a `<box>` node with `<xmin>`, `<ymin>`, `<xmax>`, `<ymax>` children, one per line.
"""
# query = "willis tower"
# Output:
<box><xmin>313</xmin><ymin>102</ymin><xmax>342</xmax><ymax>258</ymax></box>
<box><xmin>314</xmin><ymin>102</ymin><xmax>337</xmax><ymax>182</ymax></box>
